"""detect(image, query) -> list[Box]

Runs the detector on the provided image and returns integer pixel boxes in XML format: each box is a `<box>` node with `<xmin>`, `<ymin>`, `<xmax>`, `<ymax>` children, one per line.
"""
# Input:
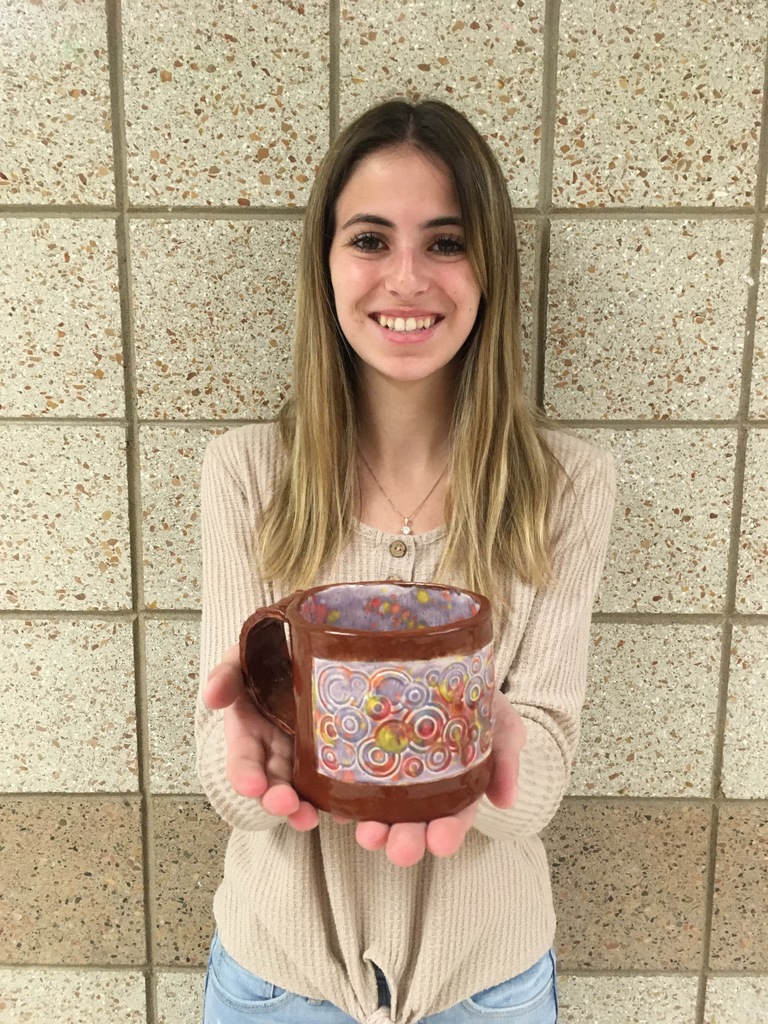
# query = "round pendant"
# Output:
<box><xmin>401</xmin><ymin>524</ymin><xmax>412</xmax><ymax>535</ymax></box>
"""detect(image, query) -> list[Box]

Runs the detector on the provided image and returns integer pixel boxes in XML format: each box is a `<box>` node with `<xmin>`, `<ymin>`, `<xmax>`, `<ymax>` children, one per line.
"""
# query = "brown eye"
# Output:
<box><xmin>350</xmin><ymin>232</ymin><xmax>385</xmax><ymax>252</ymax></box>
<box><xmin>432</xmin><ymin>234</ymin><xmax>465</xmax><ymax>256</ymax></box>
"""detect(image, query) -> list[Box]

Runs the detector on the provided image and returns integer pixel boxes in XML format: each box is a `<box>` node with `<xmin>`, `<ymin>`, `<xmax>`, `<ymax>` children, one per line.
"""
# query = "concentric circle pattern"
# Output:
<box><xmin>313</xmin><ymin>642</ymin><xmax>495</xmax><ymax>784</ymax></box>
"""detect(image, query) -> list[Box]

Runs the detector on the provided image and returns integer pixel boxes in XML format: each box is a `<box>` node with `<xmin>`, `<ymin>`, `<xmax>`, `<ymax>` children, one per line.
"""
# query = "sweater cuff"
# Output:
<box><xmin>198</xmin><ymin>715</ymin><xmax>284</xmax><ymax>833</ymax></box>
<box><xmin>473</xmin><ymin>718</ymin><xmax>568</xmax><ymax>841</ymax></box>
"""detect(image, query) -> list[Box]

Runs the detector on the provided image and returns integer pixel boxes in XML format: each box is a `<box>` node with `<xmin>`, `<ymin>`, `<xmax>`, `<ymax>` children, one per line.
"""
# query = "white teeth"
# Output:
<box><xmin>376</xmin><ymin>315</ymin><xmax>438</xmax><ymax>332</ymax></box>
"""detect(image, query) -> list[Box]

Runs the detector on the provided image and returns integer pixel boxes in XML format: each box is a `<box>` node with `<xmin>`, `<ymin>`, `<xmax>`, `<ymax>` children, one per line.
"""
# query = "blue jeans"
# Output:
<box><xmin>203</xmin><ymin>932</ymin><xmax>558</xmax><ymax>1023</ymax></box>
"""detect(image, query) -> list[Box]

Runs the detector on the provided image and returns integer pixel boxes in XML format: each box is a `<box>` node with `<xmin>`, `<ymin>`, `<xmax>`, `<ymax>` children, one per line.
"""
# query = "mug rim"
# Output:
<box><xmin>287</xmin><ymin>580</ymin><xmax>490</xmax><ymax>638</ymax></box>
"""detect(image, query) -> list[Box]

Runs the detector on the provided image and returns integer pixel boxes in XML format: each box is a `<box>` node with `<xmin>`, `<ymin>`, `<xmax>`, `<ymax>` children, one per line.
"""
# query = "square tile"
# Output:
<box><xmin>152</xmin><ymin>797</ymin><xmax>229</xmax><ymax>967</ymax></box>
<box><xmin>0</xmin><ymin>425</ymin><xmax>132</xmax><ymax>611</ymax></box>
<box><xmin>0</xmin><ymin>0</ymin><xmax>114</xmax><ymax>204</ymax></box>
<box><xmin>705</xmin><ymin>976</ymin><xmax>768</xmax><ymax>1024</ymax></box>
<box><xmin>545</xmin><ymin>220</ymin><xmax>751</xmax><ymax>420</ymax></box>
<box><xmin>545</xmin><ymin>801</ymin><xmax>709</xmax><ymax>970</ymax></box>
<box><xmin>737</xmin><ymin>429</ymin><xmax>768</xmax><ymax>612</ymax></box>
<box><xmin>0</xmin><ymin>969</ymin><xmax>147</xmax><ymax>1023</ymax></box>
<box><xmin>0</xmin><ymin>796</ymin><xmax>145</xmax><ymax>964</ymax></box>
<box><xmin>553</xmin><ymin>0</ymin><xmax>767</xmax><ymax>207</ymax></box>
<box><xmin>123</xmin><ymin>0</ymin><xmax>330</xmax><ymax>206</ymax></box>
<box><xmin>157</xmin><ymin>971</ymin><xmax>205</xmax><ymax>1024</ymax></box>
<box><xmin>0</xmin><ymin>619</ymin><xmax>137</xmax><ymax>792</ymax></box>
<box><xmin>0</xmin><ymin>219</ymin><xmax>123</xmax><ymax>418</ymax></box>
<box><xmin>140</xmin><ymin>426</ymin><xmax>224</xmax><ymax>610</ymax></box>
<box><xmin>146</xmin><ymin>618</ymin><xmax>202</xmax><ymax>794</ymax></box>
<box><xmin>580</xmin><ymin>428</ymin><xmax>736</xmax><ymax>613</ymax></box>
<box><xmin>339</xmin><ymin>0</ymin><xmax>545</xmax><ymax>207</ymax></box>
<box><xmin>711</xmin><ymin>805</ymin><xmax>768</xmax><ymax>969</ymax></box>
<box><xmin>558</xmin><ymin>974</ymin><xmax>699</xmax><ymax>1024</ymax></box>
<box><xmin>131</xmin><ymin>220</ymin><xmax>299</xmax><ymax>419</ymax></box>
<box><xmin>572</xmin><ymin>623</ymin><xmax>721</xmax><ymax>797</ymax></box>
<box><xmin>722</xmin><ymin>626</ymin><xmax>768</xmax><ymax>798</ymax></box>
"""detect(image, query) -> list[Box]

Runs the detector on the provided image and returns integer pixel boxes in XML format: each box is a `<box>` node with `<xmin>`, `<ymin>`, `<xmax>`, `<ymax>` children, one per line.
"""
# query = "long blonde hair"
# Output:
<box><xmin>258</xmin><ymin>99</ymin><xmax>558</xmax><ymax>605</ymax></box>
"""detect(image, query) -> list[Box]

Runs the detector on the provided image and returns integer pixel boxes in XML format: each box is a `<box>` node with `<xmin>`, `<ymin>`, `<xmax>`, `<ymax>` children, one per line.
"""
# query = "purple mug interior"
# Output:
<box><xmin>298</xmin><ymin>583</ymin><xmax>479</xmax><ymax>632</ymax></box>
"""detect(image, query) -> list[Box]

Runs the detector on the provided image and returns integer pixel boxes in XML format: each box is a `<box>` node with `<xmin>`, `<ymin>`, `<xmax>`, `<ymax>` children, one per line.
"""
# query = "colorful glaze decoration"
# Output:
<box><xmin>298</xmin><ymin>583</ymin><xmax>479</xmax><ymax>632</ymax></box>
<box><xmin>312</xmin><ymin>643</ymin><xmax>495</xmax><ymax>784</ymax></box>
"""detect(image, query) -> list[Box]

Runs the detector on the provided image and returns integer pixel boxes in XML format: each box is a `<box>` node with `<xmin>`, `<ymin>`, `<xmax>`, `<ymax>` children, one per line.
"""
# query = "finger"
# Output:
<box><xmin>223</xmin><ymin>700</ymin><xmax>270</xmax><ymax>798</ymax></box>
<box><xmin>356</xmin><ymin>820</ymin><xmax>390</xmax><ymax>852</ymax></box>
<box><xmin>203</xmin><ymin>643</ymin><xmax>244</xmax><ymax>709</ymax></box>
<box><xmin>261</xmin><ymin>782</ymin><xmax>301</xmax><ymax>817</ymax></box>
<box><xmin>260</xmin><ymin>729</ymin><xmax>297</xmax><ymax>788</ymax></box>
<box><xmin>486</xmin><ymin>699</ymin><xmax>526</xmax><ymax>809</ymax></box>
<box><xmin>426</xmin><ymin>803</ymin><xmax>478</xmax><ymax>858</ymax></box>
<box><xmin>385</xmin><ymin>822</ymin><xmax>428</xmax><ymax>868</ymax></box>
<box><xmin>287</xmin><ymin>800</ymin><xmax>321</xmax><ymax>832</ymax></box>
<box><xmin>485</xmin><ymin>759</ymin><xmax>518</xmax><ymax>808</ymax></box>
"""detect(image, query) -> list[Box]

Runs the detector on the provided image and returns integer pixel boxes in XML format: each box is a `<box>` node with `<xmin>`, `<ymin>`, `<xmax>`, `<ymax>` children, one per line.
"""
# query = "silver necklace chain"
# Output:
<box><xmin>358</xmin><ymin>451</ymin><xmax>449</xmax><ymax>536</ymax></box>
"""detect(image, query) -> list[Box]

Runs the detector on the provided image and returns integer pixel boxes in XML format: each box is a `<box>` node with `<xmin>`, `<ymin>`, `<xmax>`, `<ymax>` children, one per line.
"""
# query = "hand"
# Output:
<box><xmin>203</xmin><ymin>644</ymin><xmax>320</xmax><ymax>832</ymax></box>
<box><xmin>351</xmin><ymin>690</ymin><xmax>526</xmax><ymax>868</ymax></box>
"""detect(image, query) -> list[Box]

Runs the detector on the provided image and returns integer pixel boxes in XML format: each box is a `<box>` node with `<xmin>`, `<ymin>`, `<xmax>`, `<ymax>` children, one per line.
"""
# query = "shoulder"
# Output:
<box><xmin>540</xmin><ymin>427</ymin><xmax>614</xmax><ymax>486</ymax></box>
<box><xmin>203</xmin><ymin>421</ymin><xmax>284</xmax><ymax>477</ymax></box>
<box><xmin>539</xmin><ymin>427</ymin><xmax>616</xmax><ymax>536</ymax></box>
<box><xmin>202</xmin><ymin>422</ymin><xmax>286</xmax><ymax>509</ymax></box>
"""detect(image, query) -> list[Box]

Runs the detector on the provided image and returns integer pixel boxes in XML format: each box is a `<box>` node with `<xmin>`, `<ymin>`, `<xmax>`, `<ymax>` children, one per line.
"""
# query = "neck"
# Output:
<box><xmin>352</xmin><ymin>366</ymin><xmax>456</xmax><ymax>534</ymax></box>
<box><xmin>355</xmin><ymin>367</ymin><xmax>457</xmax><ymax>469</ymax></box>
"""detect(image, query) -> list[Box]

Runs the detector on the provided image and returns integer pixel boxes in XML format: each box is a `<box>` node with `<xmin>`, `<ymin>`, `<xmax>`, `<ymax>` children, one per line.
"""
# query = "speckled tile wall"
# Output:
<box><xmin>0</xmin><ymin>1</ymin><xmax>766</xmax><ymax>1022</ymax></box>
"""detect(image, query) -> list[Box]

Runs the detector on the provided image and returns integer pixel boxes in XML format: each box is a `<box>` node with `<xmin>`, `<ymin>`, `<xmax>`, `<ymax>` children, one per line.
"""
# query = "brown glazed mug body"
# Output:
<box><xmin>239</xmin><ymin>581</ymin><xmax>496</xmax><ymax>823</ymax></box>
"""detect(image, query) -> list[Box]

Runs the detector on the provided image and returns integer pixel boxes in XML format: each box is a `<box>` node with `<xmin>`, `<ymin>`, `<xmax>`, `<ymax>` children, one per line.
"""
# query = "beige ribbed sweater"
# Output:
<box><xmin>196</xmin><ymin>422</ymin><xmax>615</xmax><ymax>1024</ymax></box>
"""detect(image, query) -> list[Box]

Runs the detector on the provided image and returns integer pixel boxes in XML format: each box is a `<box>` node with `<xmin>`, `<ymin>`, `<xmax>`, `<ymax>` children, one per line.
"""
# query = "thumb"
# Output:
<box><xmin>485</xmin><ymin>698</ymin><xmax>526</xmax><ymax>809</ymax></box>
<box><xmin>203</xmin><ymin>643</ymin><xmax>243</xmax><ymax>709</ymax></box>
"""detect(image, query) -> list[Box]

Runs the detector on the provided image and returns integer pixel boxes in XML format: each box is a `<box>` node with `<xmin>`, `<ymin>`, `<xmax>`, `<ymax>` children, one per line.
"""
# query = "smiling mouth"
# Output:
<box><xmin>372</xmin><ymin>314</ymin><xmax>443</xmax><ymax>333</ymax></box>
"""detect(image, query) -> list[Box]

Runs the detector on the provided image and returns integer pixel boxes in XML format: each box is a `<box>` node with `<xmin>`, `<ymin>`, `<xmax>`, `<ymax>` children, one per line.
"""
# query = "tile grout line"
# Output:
<box><xmin>0</xmin><ymin>961</ymin><xmax>761</xmax><ymax>980</ymax></box>
<box><xmin>1</xmin><ymin>607</ymin><xmax>766</xmax><ymax>625</ymax></box>
<box><xmin>530</xmin><ymin>218</ymin><xmax>548</xmax><ymax>408</ymax></box>
<box><xmin>562</xmin><ymin>967</ymin><xmax>768</xmax><ymax>979</ymax></box>
<box><xmin>329</xmin><ymin>0</ymin><xmax>340</xmax><ymax>140</ymax></box>
<box><xmin>0</xmin><ymin>205</ymin><xmax>119</xmax><ymax>217</ymax></box>
<box><xmin>2</xmin><ymin>204</ymin><xmax>762</xmax><ymax>220</ymax></box>
<box><xmin>124</xmin><ymin>207</ymin><xmax>308</xmax><ymax>219</ymax></box>
<box><xmin>560</xmin><ymin>794</ymin><xmax>768</xmax><ymax>809</ymax></box>
<box><xmin>533</xmin><ymin>0</ymin><xmax>560</xmax><ymax>409</ymax></box>
<box><xmin>546</xmin><ymin>206</ymin><xmax>761</xmax><ymax>220</ymax></box>
<box><xmin>8</xmin><ymin>790</ymin><xmax>768</xmax><ymax>807</ymax></box>
<box><xmin>551</xmin><ymin>419</ymin><xmax>768</xmax><ymax>430</ymax></box>
<box><xmin>693</xmin><ymin>27</ymin><xmax>768</xmax><ymax>1024</ymax></box>
<box><xmin>105</xmin><ymin>2</ymin><xmax>159</xmax><ymax>1022</ymax></box>
<box><xmin>3</xmin><ymin>416</ymin><xmax>768</xmax><ymax>429</ymax></box>
<box><xmin>537</xmin><ymin>0</ymin><xmax>560</xmax><ymax>212</ymax></box>
<box><xmin>0</xmin><ymin>608</ymin><xmax>201</xmax><ymax>620</ymax></box>
<box><xmin>6</xmin><ymin>791</ymin><xmax>209</xmax><ymax>802</ymax></box>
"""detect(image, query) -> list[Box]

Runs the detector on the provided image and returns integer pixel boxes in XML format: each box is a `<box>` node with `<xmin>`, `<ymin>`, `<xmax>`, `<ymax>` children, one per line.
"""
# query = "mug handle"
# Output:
<box><xmin>238</xmin><ymin>593</ymin><xmax>297</xmax><ymax>736</ymax></box>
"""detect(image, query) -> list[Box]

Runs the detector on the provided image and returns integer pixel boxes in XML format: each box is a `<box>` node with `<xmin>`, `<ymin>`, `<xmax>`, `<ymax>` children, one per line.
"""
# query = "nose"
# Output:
<box><xmin>385</xmin><ymin>247</ymin><xmax>429</xmax><ymax>297</ymax></box>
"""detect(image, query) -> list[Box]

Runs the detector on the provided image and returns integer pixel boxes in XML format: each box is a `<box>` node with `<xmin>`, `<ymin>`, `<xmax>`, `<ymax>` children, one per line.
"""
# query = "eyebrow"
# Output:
<box><xmin>339</xmin><ymin>214</ymin><xmax>463</xmax><ymax>231</ymax></box>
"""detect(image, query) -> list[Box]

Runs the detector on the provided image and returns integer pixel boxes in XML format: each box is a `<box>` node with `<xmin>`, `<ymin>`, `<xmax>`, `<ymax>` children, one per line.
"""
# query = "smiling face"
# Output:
<box><xmin>328</xmin><ymin>144</ymin><xmax>482</xmax><ymax>389</ymax></box>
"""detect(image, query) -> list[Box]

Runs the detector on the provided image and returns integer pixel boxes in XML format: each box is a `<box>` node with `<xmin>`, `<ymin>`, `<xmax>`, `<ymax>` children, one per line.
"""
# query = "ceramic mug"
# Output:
<box><xmin>239</xmin><ymin>581</ymin><xmax>496</xmax><ymax>823</ymax></box>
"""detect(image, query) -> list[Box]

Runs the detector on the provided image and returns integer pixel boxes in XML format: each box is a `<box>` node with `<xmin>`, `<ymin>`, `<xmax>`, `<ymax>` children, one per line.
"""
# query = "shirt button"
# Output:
<box><xmin>389</xmin><ymin>540</ymin><xmax>407</xmax><ymax>558</ymax></box>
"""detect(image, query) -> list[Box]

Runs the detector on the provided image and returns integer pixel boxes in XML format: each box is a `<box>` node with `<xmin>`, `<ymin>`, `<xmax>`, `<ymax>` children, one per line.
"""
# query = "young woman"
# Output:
<box><xmin>197</xmin><ymin>99</ymin><xmax>615</xmax><ymax>1024</ymax></box>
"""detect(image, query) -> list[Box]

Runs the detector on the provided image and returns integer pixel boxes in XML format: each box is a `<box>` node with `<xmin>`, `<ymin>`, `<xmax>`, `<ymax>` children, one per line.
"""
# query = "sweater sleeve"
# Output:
<box><xmin>195</xmin><ymin>430</ymin><xmax>285</xmax><ymax>832</ymax></box>
<box><xmin>474</xmin><ymin>445</ymin><xmax>616</xmax><ymax>841</ymax></box>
